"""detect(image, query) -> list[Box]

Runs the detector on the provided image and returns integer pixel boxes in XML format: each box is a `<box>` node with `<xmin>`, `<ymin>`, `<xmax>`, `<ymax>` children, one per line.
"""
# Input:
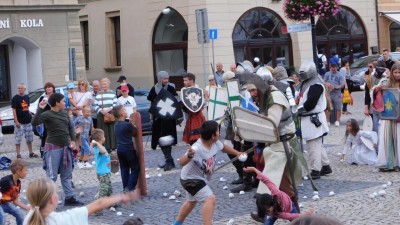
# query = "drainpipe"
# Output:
<box><xmin>375</xmin><ymin>0</ymin><xmax>380</xmax><ymax>52</ymax></box>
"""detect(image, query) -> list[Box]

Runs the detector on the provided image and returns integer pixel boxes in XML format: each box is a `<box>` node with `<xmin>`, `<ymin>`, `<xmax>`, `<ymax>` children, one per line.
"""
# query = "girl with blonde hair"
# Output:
<box><xmin>24</xmin><ymin>177</ymin><xmax>140</xmax><ymax>225</ymax></box>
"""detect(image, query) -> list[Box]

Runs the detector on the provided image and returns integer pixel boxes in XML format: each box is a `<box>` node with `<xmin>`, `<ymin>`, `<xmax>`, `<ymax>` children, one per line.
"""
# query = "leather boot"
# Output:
<box><xmin>164</xmin><ymin>155</ymin><xmax>175</xmax><ymax>171</ymax></box>
<box><xmin>230</xmin><ymin>171</ymin><xmax>253</xmax><ymax>193</ymax></box>
<box><xmin>320</xmin><ymin>165</ymin><xmax>332</xmax><ymax>176</ymax></box>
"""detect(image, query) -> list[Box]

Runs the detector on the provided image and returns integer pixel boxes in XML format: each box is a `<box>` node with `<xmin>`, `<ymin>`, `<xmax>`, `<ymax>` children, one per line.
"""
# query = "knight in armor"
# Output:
<box><xmin>243</xmin><ymin>74</ymin><xmax>302</xmax><ymax>222</ymax></box>
<box><xmin>182</xmin><ymin>73</ymin><xmax>206</xmax><ymax>145</ymax></box>
<box><xmin>292</xmin><ymin>60</ymin><xmax>332</xmax><ymax>179</ymax></box>
<box><xmin>148</xmin><ymin>71</ymin><xmax>178</xmax><ymax>171</ymax></box>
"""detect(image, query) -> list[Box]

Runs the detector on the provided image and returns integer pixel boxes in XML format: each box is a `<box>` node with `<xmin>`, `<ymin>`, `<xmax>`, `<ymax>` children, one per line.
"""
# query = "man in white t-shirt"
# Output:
<box><xmin>117</xmin><ymin>85</ymin><xmax>136</xmax><ymax>120</ymax></box>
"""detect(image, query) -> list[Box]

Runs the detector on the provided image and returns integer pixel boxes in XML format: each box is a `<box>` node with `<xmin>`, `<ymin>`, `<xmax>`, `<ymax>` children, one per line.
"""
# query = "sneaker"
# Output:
<box><xmin>230</xmin><ymin>183</ymin><xmax>253</xmax><ymax>193</ymax></box>
<box><xmin>64</xmin><ymin>197</ymin><xmax>84</xmax><ymax>206</ymax></box>
<box><xmin>82</xmin><ymin>162</ymin><xmax>93</xmax><ymax>169</ymax></box>
<box><xmin>320</xmin><ymin>165</ymin><xmax>333</xmax><ymax>176</ymax></box>
<box><xmin>335</xmin><ymin>121</ymin><xmax>340</xmax><ymax>127</ymax></box>
<box><xmin>77</xmin><ymin>161</ymin><xmax>84</xmax><ymax>169</ymax></box>
<box><xmin>230</xmin><ymin>177</ymin><xmax>243</xmax><ymax>185</ymax></box>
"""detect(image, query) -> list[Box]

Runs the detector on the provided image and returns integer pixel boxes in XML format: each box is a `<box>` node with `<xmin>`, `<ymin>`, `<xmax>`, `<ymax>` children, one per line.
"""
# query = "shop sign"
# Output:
<box><xmin>0</xmin><ymin>18</ymin><xmax>44</xmax><ymax>29</ymax></box>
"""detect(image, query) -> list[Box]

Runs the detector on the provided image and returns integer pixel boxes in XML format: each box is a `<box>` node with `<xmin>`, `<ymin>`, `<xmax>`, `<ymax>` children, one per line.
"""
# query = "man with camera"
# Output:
<box><xmin>293</xmin><ymin>61</ymin><xmax>331</xmax><ymax>180</ymax></box>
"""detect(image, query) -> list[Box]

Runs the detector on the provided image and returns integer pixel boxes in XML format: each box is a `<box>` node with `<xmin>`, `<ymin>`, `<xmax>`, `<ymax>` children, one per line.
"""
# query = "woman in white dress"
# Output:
<box><xmin>340</xmin><ymin>119</ymin><xmax>377</xmax><ymax>165</ymax></box>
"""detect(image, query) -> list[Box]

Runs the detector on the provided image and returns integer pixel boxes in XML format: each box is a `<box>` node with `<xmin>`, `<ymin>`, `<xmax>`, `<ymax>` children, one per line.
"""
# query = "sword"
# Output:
<box><xmin>214</xmin><ymin>145</ymin><xmax>257</xmax><ymax>172</ymax></box>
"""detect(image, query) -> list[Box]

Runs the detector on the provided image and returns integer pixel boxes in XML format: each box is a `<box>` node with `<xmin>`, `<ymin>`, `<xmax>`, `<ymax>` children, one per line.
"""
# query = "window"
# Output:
<box><xmin>232</xmin><ymin>7</ymin><xmax>292</xmax><ymax>68</ymax></box>
<box><xmin>106</xmin><ymin>12</ymin><xmax>121</xmax><ymax>68</ymax></box>
<box><xmin>390</xmin><ymin>22</ymin><xmax>400</xmax><ymax>52</ymax></box>
<box><xmin>80</xmin><ymin>18</ymin><xmax>89</xmax><ymax>70</ymax></box>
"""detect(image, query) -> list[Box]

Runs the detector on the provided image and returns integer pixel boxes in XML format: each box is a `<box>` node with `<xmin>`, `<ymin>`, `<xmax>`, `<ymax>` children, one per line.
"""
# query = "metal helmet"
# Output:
<box><xmin>299</xmin><ymin>60</ymin><xmax>318</xmax><ymax>81</ymax></box>
<box><xmin>256</xmin><ymin>66</ymin><xmax>273</xmax><ymax>83</ymax></box>
<box><xmin>236</xmin><ymin>60</ymin><xmax>255</xmax><ymax>74</ymax></box>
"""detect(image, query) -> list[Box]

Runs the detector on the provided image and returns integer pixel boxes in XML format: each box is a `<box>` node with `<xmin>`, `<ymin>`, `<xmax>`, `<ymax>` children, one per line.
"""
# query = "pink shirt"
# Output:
<box><xmin>257</xmin><ymin>173</ymin><xmax>300</xmax><ymax>220</ymax></box>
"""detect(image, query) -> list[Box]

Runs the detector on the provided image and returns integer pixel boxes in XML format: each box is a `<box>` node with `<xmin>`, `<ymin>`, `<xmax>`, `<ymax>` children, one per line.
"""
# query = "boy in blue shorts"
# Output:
<box><xmin>75</xmin><ymin>106</ymin><xmax>94</xmax><ymax>169</ymax></box>
<box><xmin>173</xmin><ymin>120</ymin><xmax>247</xmax><ymax>225</ymax></box>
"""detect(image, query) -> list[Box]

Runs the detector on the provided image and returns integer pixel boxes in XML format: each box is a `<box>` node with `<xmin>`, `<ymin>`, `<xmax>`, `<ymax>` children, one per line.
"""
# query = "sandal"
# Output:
<box><xmin>17</xmin><ymin>154</ymin><xmax>22</xmax><ymax>159</ymax></box>
<box><xmin>29</xmin><ymin>153</ymin><xmax>39</xmax><ymax>158</ymax></box>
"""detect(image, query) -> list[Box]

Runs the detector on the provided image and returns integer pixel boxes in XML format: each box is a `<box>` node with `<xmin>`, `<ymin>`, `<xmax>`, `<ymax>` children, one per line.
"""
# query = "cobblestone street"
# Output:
<box><xmin>1</xmin><ymin>91</ymin><xmax>399</xmax><ymax>225</ymax></box>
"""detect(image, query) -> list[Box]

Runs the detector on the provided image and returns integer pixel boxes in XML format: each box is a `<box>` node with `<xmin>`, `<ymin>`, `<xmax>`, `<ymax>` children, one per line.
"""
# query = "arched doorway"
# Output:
<box><xmin>316</xmin><ymin>6</ymin><xmax>368</xmax><ymax>64</ymax></box>
<box><xmin>232</xmin><ymin>7</ymin><xmax>293</xmax><ymax>69</ymax></box>
<box><xmin>390</xmin><ymin>22</ymin><xmax>400</xmax><ymax>52</ymax></box>
<box><xmin>152</xmin><ymin>7</ymin><xmax>188</xmax><ymax>90</ymax></box>
<box><xmin>0</xmin><ymin>35</ymin><xmax>43</xmax><ymax>103</ymax></box>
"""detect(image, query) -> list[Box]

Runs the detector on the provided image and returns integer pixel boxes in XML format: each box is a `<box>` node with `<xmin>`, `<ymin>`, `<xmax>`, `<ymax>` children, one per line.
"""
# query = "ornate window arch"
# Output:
<box><xmin>232</xmin><ymin>7</ymin><xmax>293</xmax><ymax>68</ymax></box>
<box><xmin>152</xmin><ymin>7</ymin><xmax>188</xmax><ymax>90</ymax></box>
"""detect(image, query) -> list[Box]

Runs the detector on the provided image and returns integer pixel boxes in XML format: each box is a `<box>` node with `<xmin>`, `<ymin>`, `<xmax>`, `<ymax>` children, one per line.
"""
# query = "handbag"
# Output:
<box><xmin>101</xmin><ymin>94</ymin><xmax>115</xmax><ymax>124</ymax></box>
<box><xmin>342</xmin><ymin>89</ymin><xmax>353</xmax><ymax>104</ymax></box>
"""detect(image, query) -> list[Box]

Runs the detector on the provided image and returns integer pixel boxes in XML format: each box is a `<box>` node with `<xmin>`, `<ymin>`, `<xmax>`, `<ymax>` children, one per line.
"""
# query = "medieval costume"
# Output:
<box><xmin>182</xmin><ymin>88</ymin><xmax>206</xmax><ymax>145</ymax></box>
<box><xmin>292</xmin><ymin>60</ymin><xmax>331</xmax><ymax>179</ymax></box>
<box><xmin>148</xmin><ymin>71</ymin><xmax>179</xmax><ymax>171</ymax></box>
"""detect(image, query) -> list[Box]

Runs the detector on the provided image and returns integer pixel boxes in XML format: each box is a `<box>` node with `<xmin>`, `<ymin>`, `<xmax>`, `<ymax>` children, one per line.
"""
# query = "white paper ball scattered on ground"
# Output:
<box><xmin>91</xmin><ymin>161</ymin><xmax>96</xmax><ymax>165</ymax></box>
<box><xmin>92</xmin><ymin>140</ymin><xmax>96</xmax><ymax>144</ymax></box>
<box><xmin>129</xmin><ymin>213</ymin><xmax>134</xmax><ymax>217</ymax></box>
<box><xmin>238</xmin><ymin>154</ymin><xmax>247</xmax><ymax>162</ymax></box>
<box><xmin>387</xmin><ymin>181</ymin><xmax>392</xmax><ymax>186</ymax></box>
<box><xmin>116</xmin><ymin>212</ymin><xmax>122</xmax><ymax>216</ymax></box>
<box><xmin>254</xmin><ymin>57</ymin><xmax>260</xmax><ymax>63</ymax></box>
<box><xmin>378</xmin><ymin>190</ymin><xmax>386</xmax><ymax>196</ymax></box>
<box><xmin>303</xmin><ymin>176</ymin><xmax>309</xmax><ymax>180</ymax></box>
<box><xmin>373</xmin><ymin>192</ymin><xmax>378</xmax><ymax>197</ymax></box>
<box><xmin>79</xmin><ymin>192</ymin><xmax>85</xmax><ymax>197</ymax></box>
<box><xmin>382</xmin><ymin>184</ymin><xmax>387</xmax><ymax>189</ymax></box>
<box><xmin>298</xmin><ymin>183</ymin><xmax>304</xmax><ymax>187</ymax></box>
<box><xmin>162</xmin><ymin>192</ymin><xmax>168</xmax><ymax>197</ymax></box>
<box><xmin>312</xmin><ymin>195</ymin><xmax>320</xmax><ymax>201</ymax></box>
<box><xmin>369</xmin><ymin>194</ymin><xmax>375</xmax><ymax>199</ymax></box>
<box><xmin>145</xmin><ymin>175</ymin><xmax>150</xmax><ymax>179</ymax></box>
<box><xmin>303</xmin><ymin>196</ymin><xmax>307</xmax><ymax>199</ymax></box>
<box><xmin>110</xmin><ymin>207</ymin><xmax>116</xmax><ymax>212</ymax></box>
<box><xmin>227</xmin><ymin>218</ymin><xmax>235</xmax><ymax>225</ymax></box>
<box><xmin>162</xmin><ymin>8</ymin><xmax>171</xmax><ymax>14</ymax></box>
<box><xmin>174</xmin><ymin>190</ymin><xmax>181</xmax><ymax>197</ymax></box>
<box><xmin>313</xmin><ymin>191</ymin><xmax>319</xmax><ymax>195</ymax></box>
<box><xmin>175</xmin><ymin>200</ymin><xmax>182</xmax><ymax>203</ymax></box>
<box><xmin>157</xmin><ymin>167</ymin><xmax>160</xmax><ymax>171</ymax></box>
<box><xmin>157</xmin><ymin>174</ymin><xmax>162</xmax><ymax>177</ymax></box>
<box><xmin>299</xmin><ymin>203</ymin><xmax>303</xmax><ymax>208</ymax></box>
<box><xmin>340</xmin><ymin>159</ymin><xmax>344</xmax><ymax>162</ymax></box>
<box><xmin>159</xmin><ymin>135</ymin><xmax>174</xmax><ymax>147</ymax></box>
<box><xmin>228</xmin><ymin>193</ymin><xmax>234</xmax><ymax>198</ymax></box>
<box><xmin>239</xmin><ymin>191</ymin><xmax>245</xmax><ymax>195</ymax></box>
<box><xmin>221</xmin><ymin>160</ymin><xmax>225</xmax><ymax>163</ymax></box>
<box><xmin>78</xmin><ymin>180</ymin><xmax>83</xmax><ymax>185</ymax></box>
<box><xmin>223</xmin><ymin>186</ymin><xmax>228</xmax><ymax>190</ymax></box>
<box><xmin>329</xmin><ymin>191</ymin><xmax>335</xmax><ymax>196</ymax></box>
<box><xmin>217</xmin><ymin>161</ymin><xmax>221</xmax><ymax>165</ymax></box>
<box><xmin>169</xmin><ymin>195</ymin><xmax>176</xmax><ymax>200</ymax></box>
<box><xmin>219</xmin><ymin>177</ymin><xmax>227</xmax><ymax>182</ymax></box>
<box><xmin>337</xmin><ymin>152</ymin><xmax>342</xmax><ymax>156</ymax></box>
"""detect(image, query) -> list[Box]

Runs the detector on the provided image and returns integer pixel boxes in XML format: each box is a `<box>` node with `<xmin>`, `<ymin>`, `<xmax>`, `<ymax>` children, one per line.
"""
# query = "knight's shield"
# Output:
<box><xmin>233</xmin><ymin>106</ymin><xmax>279</xmax><ymax>143</ymax></box>
<box><xmin>181</xmin><ymin>87</ymin><xmax>204</xmax><ymax>113</ymax></box>
<box><xmin>208</xmin><ymin>86</ymin><xmax>227</xmax><ymax>120</ymax></box>
<box><xmin>149</xmin><ymin>88</ymin><xmax>182</xmax><ymax>119</ymax></box>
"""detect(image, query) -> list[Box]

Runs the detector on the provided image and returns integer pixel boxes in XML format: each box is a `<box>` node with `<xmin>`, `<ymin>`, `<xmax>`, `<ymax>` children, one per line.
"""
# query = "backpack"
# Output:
<box><xmin>318</xmin><ymin>55</ymin><xmax>326</xmax><ymax>74</ymax></box>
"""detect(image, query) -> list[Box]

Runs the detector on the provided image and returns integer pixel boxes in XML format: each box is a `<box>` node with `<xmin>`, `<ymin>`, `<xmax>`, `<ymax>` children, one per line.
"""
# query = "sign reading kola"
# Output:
<box><xmin>0</xmin><ymin>18</ymin><xmax>44</xmax><ymax>29</ymax></box>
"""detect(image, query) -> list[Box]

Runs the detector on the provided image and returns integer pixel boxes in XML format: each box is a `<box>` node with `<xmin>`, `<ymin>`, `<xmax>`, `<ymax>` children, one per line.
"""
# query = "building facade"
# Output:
<box><xmin>0</xmin><ymin>0</ymin><xmax>85</xmax><ymax>102</ymax></box>
<box><xmin>377</xmin><ymin>1</ymin><xmax>400</xmax><ymax>52</ymax></box>
<box><xmin>78</xmin><ymin>0</ymin><xmax>378</xmax><ymax>89</ymax></box>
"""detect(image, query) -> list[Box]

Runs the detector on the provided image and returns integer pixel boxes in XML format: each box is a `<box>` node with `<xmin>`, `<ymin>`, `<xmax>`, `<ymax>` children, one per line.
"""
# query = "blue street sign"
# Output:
<box><xmin>209</xmin><ymin>29</ymin><xmax>218</xmax><ymax>40</ymax></box>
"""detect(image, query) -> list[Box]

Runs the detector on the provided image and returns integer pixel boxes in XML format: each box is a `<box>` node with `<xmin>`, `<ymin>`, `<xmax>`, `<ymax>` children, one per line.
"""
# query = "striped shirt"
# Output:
<box><xmin>94</xmin><ymin>90</ymin><xmax>117</xmax><ymax>113</ymax></box>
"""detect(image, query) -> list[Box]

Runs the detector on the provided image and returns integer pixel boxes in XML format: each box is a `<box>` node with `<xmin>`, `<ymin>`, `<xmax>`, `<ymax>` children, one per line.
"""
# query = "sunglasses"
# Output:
<box><xmin>369</xmin><ymin>66</ymin><xmax>373</xmax><ymax>68</ymax></box>
<box><xmin>68</xmin><ymin>88</ymin><xmax>74</xmax><ymax>90</ymax></box>
<box><xmin>80</xmin><ymin>83</ymin><xmax>85</xmax><ymax>86</ymax></box>
<box><xmin>209</xmin><ymin>79</ymin><xmax>214</xmax><ymax>81</ymax></box>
